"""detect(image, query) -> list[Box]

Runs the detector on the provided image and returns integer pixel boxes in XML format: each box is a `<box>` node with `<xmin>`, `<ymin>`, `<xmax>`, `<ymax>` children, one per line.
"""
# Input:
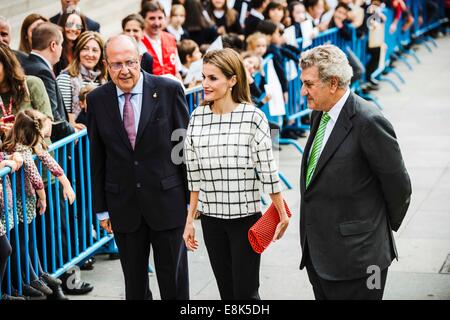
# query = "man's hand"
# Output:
<box><xmin>100</xmin><ymin>219</ymin><xmax>113</xmax><ymax>234</ymax></box>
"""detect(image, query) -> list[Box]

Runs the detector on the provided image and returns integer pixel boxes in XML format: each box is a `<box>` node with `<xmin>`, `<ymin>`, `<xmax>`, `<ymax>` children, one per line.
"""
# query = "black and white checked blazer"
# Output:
<box><xmin>185</xmin><ymin>103</ymin><xmax>282</xmax><ymax>219</ymax></box>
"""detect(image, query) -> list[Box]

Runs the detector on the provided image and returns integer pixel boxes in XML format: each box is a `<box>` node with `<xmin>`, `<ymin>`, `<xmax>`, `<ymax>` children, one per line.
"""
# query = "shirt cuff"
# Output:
<box><xmin>96</xmin><ymin>212</ymin><xmax>110</xmax><ymax>221</ymax></box>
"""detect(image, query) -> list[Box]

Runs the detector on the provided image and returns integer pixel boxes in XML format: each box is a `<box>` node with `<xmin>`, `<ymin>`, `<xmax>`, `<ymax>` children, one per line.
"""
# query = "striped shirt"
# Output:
<box><xmin>56</xmin><ymin>73</ymin><xmax>101</xmax><ymax>115</ymax></box>
<box><xmin>185</xmin><ymin>103</ymin><xmax>282</xmax><ymax>219</ymax></box>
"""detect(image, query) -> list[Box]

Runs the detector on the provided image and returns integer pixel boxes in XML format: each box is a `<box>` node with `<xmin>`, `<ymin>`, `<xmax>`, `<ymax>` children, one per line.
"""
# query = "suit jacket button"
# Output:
<box><xmin>136</xmin><ymin>183</ymin><xmax>141</xmax><ymax>188</ymax></box>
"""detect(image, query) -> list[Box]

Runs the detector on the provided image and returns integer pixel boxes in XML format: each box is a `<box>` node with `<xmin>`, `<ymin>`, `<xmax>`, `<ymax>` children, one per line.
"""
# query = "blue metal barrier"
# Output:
<box><xmin>0</xmin><ymin>130</ymin><xmax>113</xmax><ymax>297</ymax></box>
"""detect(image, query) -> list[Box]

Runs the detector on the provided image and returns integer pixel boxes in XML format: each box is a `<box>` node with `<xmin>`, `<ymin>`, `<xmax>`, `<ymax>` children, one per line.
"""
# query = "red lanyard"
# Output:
<box><xmin>0</xmin><ymin>97</ymin><xmax>13</xmax><ymax>116</ymax></box>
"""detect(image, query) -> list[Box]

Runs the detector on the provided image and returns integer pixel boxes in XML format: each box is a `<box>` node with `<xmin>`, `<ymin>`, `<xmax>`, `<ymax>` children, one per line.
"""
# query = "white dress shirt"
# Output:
<box><xmin>309</xmin><ymin>88</ymin><xmax>351</xmax><ymax>162</ymax></box>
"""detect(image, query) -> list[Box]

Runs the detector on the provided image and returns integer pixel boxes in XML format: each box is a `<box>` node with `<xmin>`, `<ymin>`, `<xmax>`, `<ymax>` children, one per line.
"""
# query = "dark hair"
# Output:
<box><xmin>0</xmin><ymin>42</ymin><xmax>29</xmax><ymax>106</ymax></box>
<box><xmin>252</xmin><ymin>0</ymin><xmax>268</xmax><ymax>10</ymax></box>
<box><xmin>303</xmin><ymin>0</ymin><xmax>320</xmax><ymax>10</ymax></box>
<box><xmin>140</xmin><ymin>1</ymin><xmax>166</xmax><ymax>19</ymax></box>
<box><xmin>288</xmin><ymin>1</ymin><xmax>305</xmax><ymax>23</ymax></box>
<box><xmin>222</xmin><ymin>33</ymin><xmax>245</xmax><ymax>53</ymax></box>
<box><xmin>202</xmin><ymin>48</ymin><xmax>251</xmax><ymax>105</ymax></box>
<box><xmin>177</xmin><ymin>39</ymin><xmax>199</xmax><ymax>65</ymax></box>
<box><xmin>121</xmin><ymin>13</ymin><xmax>145</xmax><ymax>31</ymax></box>
<box><xmin>31</xmin><ymin>22</ymin><xmax>62</xmax><ymax>51</ymax></box>
<box><xmin>335</xmin><ymin>3</ymin><xmax>351</xmax><ymax>12</ymax></box>
<box><xmin>184</xmin><ymin>0</ymin><xmax>212</xmax><ymax>31</ymax></box>
<box><xmin>256</xmin><ymin>20</ymin><xmax>278</xmax><ymax>36</ymax></box>
<box><xmin>19</xmin><ymin>13</ymin><xmax>49</xmax><ymax>53</ymax></box>
<box><xmin>3</xmin><ymin>109</ymin><xmax>48</xmax><ymax>152</ymax></box>
<box><xmin>56</xmin><ymin>11</ymin><xmax>87</xmax><ymax>71</ymax></box>
<box><xmin>263</xmin><ymin>1</ymin><xmax>284</xmax><ymax>19</ymax></box>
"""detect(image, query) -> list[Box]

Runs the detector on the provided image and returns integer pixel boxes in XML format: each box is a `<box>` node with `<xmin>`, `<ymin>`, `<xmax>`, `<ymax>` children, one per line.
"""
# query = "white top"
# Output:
<box><xmin>145</xmin><ymin>34</ymin><xmax>163</xmax><ymax>65</ymax></box>
<box><xmin>185</xmin><ymin>103</ymin><xmax>282</xmax><ymax>219</ymax></box>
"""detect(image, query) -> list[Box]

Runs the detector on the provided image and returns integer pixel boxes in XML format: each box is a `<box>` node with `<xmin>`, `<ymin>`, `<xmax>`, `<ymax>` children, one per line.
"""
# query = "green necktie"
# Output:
<box><xmin>306</xmin><ymin>112</ymin><xmax>331</xmax><ymax>188</ymax></box>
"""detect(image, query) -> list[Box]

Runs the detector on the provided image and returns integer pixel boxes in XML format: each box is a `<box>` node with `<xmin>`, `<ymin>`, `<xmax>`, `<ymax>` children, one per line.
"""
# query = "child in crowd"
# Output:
<box><xmin>177</xmin><ymin>39</ymin><xmax>202</xmax><ymax>87</ymax></box>
<box><xmin>75</xmin><ymin>85</ymin><xmax>95</xmax><ymax>127</ymax></box>
<box><xmin>245</xmin><ymin>32</ymin><xmax>268</xmax><ymax>59</ymax></box>
<box><xmin>289</xmin><ymin>1</ymin><xmax>308</xmax><ymax>38</ymax></box>
<box><xmin>242</xmin><ymin>51</ymin><xmax>270</xmax><ymax>109</ymax></box>
<box><xmin>389</xmin><ymin>0</ymin><xmax>414</xmax><ymax>34</ymax></box>
<box><xmin>166</xmin><ymin>4</ymin><xmax>190</xmax><ymax>42</ymax></box>
<box><xmin>2</xmin><ymin>109</ymin><xmax>75</xmax><ymax>299</ymax></box>
<box><xmin>329</xmin><ymin>3</ymin><xmax>353</xmax><ymax>40</ymax></box>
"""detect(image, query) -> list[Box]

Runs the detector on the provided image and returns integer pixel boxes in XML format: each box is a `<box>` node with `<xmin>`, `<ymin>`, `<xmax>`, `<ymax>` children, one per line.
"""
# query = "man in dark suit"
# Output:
<box><xmin>298</xmin><ymin>45</ymin><xmax>412</xmax><ymax>300</ymax></box>
<box><xmin>87</xmin><ymin>34</ymin><xmax>190</xmax><ymax>300</ymax></box>
<box><xmin>21</xmin><ymin>22</ymin><xmax>75</xmax><ymax>141</ymax></box>
<box><xmin>50</xmin><ymin>0</ymin><xmax>100</xmax><ymax>32</ymax></box>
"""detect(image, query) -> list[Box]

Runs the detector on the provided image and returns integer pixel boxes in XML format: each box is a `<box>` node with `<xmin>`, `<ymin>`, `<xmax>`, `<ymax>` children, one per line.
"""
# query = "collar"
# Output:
<box><xmin>250</xmin><ymin>8</ymin><xmax>264</xmax><ymax>20</ymax></box>
<box><xmin>116</xmin><ymin>72</ymin><xmax>144</xmax><ymax>97</ymax></box>
<box><xmin>326</xmin><ymin>87</ymin><xmax>350</xmax><ymax>123</ymax></box>
<box><xmin>145</xmin><ymin>33</ymin><xmax>160</xmax><ymax>44</ymax></box>
<box><xmin>30</xmin><ymin>51</ymin><xmax>53</xmax><ymax>71</ymax></box>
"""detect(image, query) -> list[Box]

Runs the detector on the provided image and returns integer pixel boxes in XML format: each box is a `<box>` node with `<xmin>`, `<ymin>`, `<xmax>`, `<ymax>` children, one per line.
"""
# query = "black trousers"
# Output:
<box><xmin>304</xmin><ymin>249</ymin><xmax>388</xmax><ymax>300</ymax></box>
<box><xmin>113</xmin><ymin>219</ymin><xmax>189</xmax><ymax>300</ymax></box>
<box><xmin>201</xmin><ymin>213</ymin><xmax>261</xmax><ymax>300</ymax></box>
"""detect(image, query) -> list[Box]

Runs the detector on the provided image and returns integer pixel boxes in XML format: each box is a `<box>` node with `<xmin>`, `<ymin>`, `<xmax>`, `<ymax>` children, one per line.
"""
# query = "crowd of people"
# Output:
<box><xmin>0</xmin><ymin>0</ymin><xmax>442</xmax><ymax>300</ymax></box>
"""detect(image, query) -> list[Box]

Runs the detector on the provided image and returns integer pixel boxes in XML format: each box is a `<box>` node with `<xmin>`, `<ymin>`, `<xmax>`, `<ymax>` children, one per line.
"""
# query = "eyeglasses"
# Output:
<box><xmin>65</xmin><ymin>22</ymin><xmax>83</xmax><ymax>30</ymax></box>
<box><xmin>107</xmin><ymin>59</ymin><xmax>139</xmax><ymax>71</ymax></box>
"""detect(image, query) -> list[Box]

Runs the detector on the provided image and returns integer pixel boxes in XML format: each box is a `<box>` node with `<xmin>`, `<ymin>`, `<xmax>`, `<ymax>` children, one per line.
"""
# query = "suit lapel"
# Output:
<box><xmin>135</xmin><ymin>73</ymin><xmax>159</xmax><ymax>147</ymax></box>
<box><xmin>104</xmin><ymin>83</ymin><xmax>134</xmax><ymax>151</ymax></box>
<box><xmin>307</xmin><ymin>93</ymin><xmax>356</xmax><ymax>188</ymax></box>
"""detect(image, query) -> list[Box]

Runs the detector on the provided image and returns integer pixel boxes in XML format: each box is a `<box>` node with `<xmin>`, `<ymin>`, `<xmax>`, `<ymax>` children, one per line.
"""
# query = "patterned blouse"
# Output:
<box><xmin>14</xmin><ymin>144</ymin><xmax>64</xmax><ymax>224</ymax></box>
<box><xmin>185</xmin><ymin>103</ymin><xmax>282</xmax><ymax>219</ymax></box>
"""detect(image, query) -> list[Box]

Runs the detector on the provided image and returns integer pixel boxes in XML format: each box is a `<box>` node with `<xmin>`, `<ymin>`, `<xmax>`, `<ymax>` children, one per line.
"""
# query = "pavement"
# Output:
<box><xmin>69</xmin><ymin>35</ymin><xmax>450</xmax><ymax>300</ymax></box>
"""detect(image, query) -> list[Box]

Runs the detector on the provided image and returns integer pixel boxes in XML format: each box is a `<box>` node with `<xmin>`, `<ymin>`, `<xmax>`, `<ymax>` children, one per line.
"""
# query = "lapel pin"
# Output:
<box><xmin>153</xmin><ymin>92</ymin><xmax>158</xmax><ymax>98</ymax></box>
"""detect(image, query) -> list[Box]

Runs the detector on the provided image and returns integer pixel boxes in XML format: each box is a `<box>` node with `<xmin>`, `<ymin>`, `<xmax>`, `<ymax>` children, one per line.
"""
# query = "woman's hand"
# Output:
<box><xmin>62</xmin><ymin>182</ymin><xmax>76</xmax><ymax>204</ymax></box>
<box><xmin>273</xmin><ymin>212</ymin><xmax>290</xmax><ymax>241</ymax></box>
<box><xmin>12</xmin><ymin>152</ymin><xmax>24</xmax><ymax>169</ymax></box>
<box><xmin>183</xmin><ymin>217</ymin><xmax>199</xmax><ymax>251</ymax></box>
<box><xmin>37</xmin><ymin>195</ymin><xmax>47</xmax><ymax>215</ymax></box>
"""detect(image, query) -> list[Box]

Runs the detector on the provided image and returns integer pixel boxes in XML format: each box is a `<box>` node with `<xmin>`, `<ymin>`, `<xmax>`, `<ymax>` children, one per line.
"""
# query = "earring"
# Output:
<box><xmin>229</xmin><ymin>87</ymin><xmax>233</xmax><ymax>91</ymax></box>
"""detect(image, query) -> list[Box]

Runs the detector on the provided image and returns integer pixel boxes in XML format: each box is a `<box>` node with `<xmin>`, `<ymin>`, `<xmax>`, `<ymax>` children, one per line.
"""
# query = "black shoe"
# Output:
<box><xmin>21</xmin><ymin>284</ymin><xmax>46</xmax><ymax>300</ymax></box>
<box><xmin>2</xmin><ymin>293</ymin><xmax>26</xmax><ymax>300</ymax></box>
<box><xmin>80</xmin><ymin>257</ymin><xmax>95</xmax><ymax>270</ymax></box>
<box><xmin>46</xmin><ymin>284</ymin><xmax>69</xmax><ymax>300</ymax></box>
<box><xmin>62</xmin><ymin>280</ymin><xmax>94</xmax><ymax>295</ymax></box>
<box><xmin>280</xmin><ymin>130</ymin><xmax>299</xmax><ymax>140</ymax></box>
<box><xmin>30</xmin><ymin>279</ymin><xmax>53</xmax><ymax>295</ymax></box>
<box><xmin>41</xmin><ymin>272</ymin><xmax>62</xmax><ymax>287</ymax></box>
<box><xmin>109</xmin><ymin>253</ymin><xmax>120</xmax><ymax>260</ymax></box>
<box><xmin>368</xmin><ymin>80</ymin><xmax>380</xmax><ymax>90</ymax></box>
<box><xmin>294</xmin><ymin>130</ymin><xmax>307</xmax><ymax>138</ymax></box>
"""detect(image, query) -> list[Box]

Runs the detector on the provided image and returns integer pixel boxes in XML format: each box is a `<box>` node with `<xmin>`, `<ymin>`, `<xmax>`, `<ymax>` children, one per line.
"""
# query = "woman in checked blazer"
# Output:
<box><xmin>183</xmin><ymin>48</ymin><xmax>290</xmax><ymax>300</ymax></box>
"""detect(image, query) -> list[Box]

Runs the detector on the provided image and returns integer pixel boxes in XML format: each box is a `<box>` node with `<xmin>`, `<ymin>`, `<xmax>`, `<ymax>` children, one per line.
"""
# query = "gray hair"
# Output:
<box><xmin>300</xmin><ymin>44</ymin><xmax>353</xmax><ymax>88</ymax></box>
<box><xmin>103</xmin><ymin>34</ymin><xmax>139</xmax><ymax>61</ymax></box>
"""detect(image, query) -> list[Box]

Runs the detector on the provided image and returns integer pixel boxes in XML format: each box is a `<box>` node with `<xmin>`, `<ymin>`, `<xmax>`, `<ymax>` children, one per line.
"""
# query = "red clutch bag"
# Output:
<box><xmin>248</xmin><ymin>200</ymin><xmax>292</xmax><ymax>254</ymax></box>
